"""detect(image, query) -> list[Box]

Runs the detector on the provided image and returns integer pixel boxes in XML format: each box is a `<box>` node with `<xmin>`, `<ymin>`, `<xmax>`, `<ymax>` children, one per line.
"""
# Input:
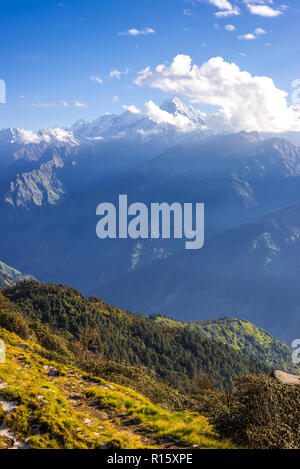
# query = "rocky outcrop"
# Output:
<box><xmin>274</xmin><ymin>370</ymin><xmax>300</xmax><ymax>385</ymax></box>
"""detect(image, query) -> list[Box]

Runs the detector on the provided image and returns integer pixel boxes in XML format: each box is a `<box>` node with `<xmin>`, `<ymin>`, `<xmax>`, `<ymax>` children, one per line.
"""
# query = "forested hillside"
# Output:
<box><xmin>152</xmin><ymin>315</ymin><xmax>298</xmax><ymax>374</ymax></box>
<box><xmin>1</xmin><ymin>281</ymin><xmax>270</xmax><ymax>391</ymax></box>
<box><xmin>1</xmin><ymin>280</ymin><xmax>300</xmax><ymax>450</ymax></box>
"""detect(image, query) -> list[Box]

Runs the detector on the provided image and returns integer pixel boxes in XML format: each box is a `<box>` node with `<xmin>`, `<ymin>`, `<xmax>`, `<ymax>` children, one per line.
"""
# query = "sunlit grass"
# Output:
<box><xmin>0</xmin><ymin>328</ymin><xmax>149</xmax><ymax>449</ymax></box>
<box><xmin>86</xmin><ymin>386</ymin><xmax>234</xmax><ymax>449</ymax></box>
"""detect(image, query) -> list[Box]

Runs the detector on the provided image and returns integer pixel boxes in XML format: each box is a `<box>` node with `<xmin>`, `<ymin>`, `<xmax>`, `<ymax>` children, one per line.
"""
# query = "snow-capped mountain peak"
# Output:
<box><xmin>0</xmin><ymin>98</ymin><xmax>210</xmax><ymax>150</ymax></box>
<box><xmin>0</xmin><ymin>127</ymin><xmax>79</xmax><ymax>146</ymax></box>
<box><xmin>160</xmin><ymin>97</ymin><xmax>206</xmax><ymax>125</ymax></box>
<box><xmin>71</xmin><ymin>97</ymin><xmax>209</xmax><ymax>142</ymax></box>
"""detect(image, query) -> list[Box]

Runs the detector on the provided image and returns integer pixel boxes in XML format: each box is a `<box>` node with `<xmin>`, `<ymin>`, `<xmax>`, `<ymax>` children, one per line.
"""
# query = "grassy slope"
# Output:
<box><xmin>153</xmin><ymin>316</ymin><xmax>298</xmax><ymax>374</ymax></box>
<box><xmin>0</xmin><ymin>327</ymin><xmax>233</xmax><ymax>449</ymax></box>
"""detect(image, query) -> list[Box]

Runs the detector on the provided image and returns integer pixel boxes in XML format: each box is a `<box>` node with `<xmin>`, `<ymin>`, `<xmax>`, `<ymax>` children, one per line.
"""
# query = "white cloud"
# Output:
<box><xmin>247</xmin><ymin>4</ymin><xmax>282</xmax><ymax>17</ymax></box>
<box><xmin>118</xmin><ymin>28</ymin><xmax>156</xmax><ymax>36</ymax></box>
<box><xmin>215</xmin><ymin>6</ymin><xmax>240</xmax><ymax>16</ymax></box>
<box><xmin>110</xmin><ymin>69</ymin><xmax>122</xmax><ymax>79</ymax></box>
<box><xmin>60</xmin><ymin>100</ymin><xmax>69</xmax><ymax>107</ymax></box>
<box><xmin>238</xmin><ymin>33</ymin><xmax>256</xmax><ymax>39</ymax></box>
<box><xmin>238</xmin><ymin>27</ymin><xmax>267</xmax><ymax>40</ymax></box>
<box><xmin>254</xmin><ymin>27</ymin><xmax>267</xmax><ymax>34</ymax></box>
<box><xmin>122</xmin><ymin>101</ymin><xmax>194</xmax><ymax>131</ymax></box>
<box><xmin>90</xmin><ymin>75</ymin><xmax>103</xmax><ymax>84</ymax></box>
<box><xmin>112</xmin><ymin>95</ymin><xmax>120</xmax><ymax>102</ymax></box>
<box><xmin>199</xmin><ymin>0</ymin><xmax>240</xmax><ymax>16</ymax></box>
<box><xmin>73</xmin><ymin>101</ymin><xmax>87</xmax><ymax>108</ymax></box>
<box><xmin>201</xmin><ymin>0</ymin><xmax>282</xmax><ymax>17</ymax></box>
<box><xmin>134</xmin><ymin>54</ymin><xmax>300</xmax><ymax>132</ymax></box>
<box><xmin>225</xmin><ymin>24</ymin><xmax>236</xmax><ymax>31</ymax></box>
<box><xmin>209</xmin><ymin>0</ymin><xmax>232</xmax><ymax>9</ymax></box>
<box><xmin>122</xmin><ymin>104</ymin><xmax>141</xmax><ymax>114</ymax></box>
<box><xmin>183</xmin><ymin>8</ymin><xmax>193</xmax><ymax>15</ymax></box>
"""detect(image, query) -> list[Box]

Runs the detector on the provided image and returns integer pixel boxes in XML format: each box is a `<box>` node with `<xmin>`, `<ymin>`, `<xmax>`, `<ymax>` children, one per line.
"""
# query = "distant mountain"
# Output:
<box><xmin>0</xmin><ymin>127</ymin><xmax>78</xmax><ymax>147</ymax></box>
<box><xmin>0</xmin><ymin>261</ymin><xmax>34</xmax><ymax>287</ymax></box>
<box><xmin>117</xmin><ymin>133</ymin><xmax>300</xmax><ymax>236</ymax></box>
<box><xmin>1</xmin><ymin>99</ymin><xmax>299</xmax><ymax>216</ymax></box>
<box><xmin>101</xmin><ymin>203</ymin><xmax>300</xmax><ymax>343</ymax></box>
<box><xmin>90</xmin><ymin>132</ymin><xmax>300</xmax><ymax>279</ymax></box>
<box><xmin>0</xmin><ymin>98</ymin><xmax>209</xmax><ymax>212</ymax></box>
<box><xmin>1</xmin><ymin>100</ymin><xmax>300</xmax><ymax>342</ymax></box>
<box><xmin>71</xmin><ymin>97</ymin><xmax>208</xmax><ymax>143</ymax></box>
<box><xmin>0</xmin><ymin>97</ymin><xmax>208</xmax><ymax>169</ymax></box>
<box><xmin>1</xmin><ymin>127</ymin><xmax>300</xmax><ymax>309</ymax></box>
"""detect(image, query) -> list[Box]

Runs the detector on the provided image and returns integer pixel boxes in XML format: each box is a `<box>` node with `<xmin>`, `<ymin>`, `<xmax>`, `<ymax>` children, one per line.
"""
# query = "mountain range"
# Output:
<box><xmin>101</xmin><ymin>202</ymin><xmax>300</xmax><ymax>342</ymax></box>
<box><xmin>0</xmin><ymin>97</ymin><xmax>300</xmax><ymax>342</ymax></box>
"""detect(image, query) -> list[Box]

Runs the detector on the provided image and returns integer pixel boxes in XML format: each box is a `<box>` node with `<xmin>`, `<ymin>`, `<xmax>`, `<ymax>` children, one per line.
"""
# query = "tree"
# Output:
<box><xmin>191</xmin><ymin>371</ymin><xmax>213</xmax><ymax>394</ymax></box>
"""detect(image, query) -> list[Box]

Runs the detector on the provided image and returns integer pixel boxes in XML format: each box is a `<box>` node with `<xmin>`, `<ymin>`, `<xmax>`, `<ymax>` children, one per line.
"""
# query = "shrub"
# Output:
<box><xmin>0</xmin><ymin>311</ymin><xmax>30</xmax><ymax>340</ymax></box>
<box><xmin>212</xmin><ymin>374</ymin><xmax>300</xmax><ymax>449</ymax></box>
<box><xmin>191</xmin><ymin>371</ymin><xmax>213</xmax><ymax>394</ymax></box>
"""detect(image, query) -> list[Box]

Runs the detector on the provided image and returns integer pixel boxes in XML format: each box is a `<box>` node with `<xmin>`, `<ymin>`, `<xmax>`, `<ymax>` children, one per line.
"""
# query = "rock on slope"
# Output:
<box><xmin>274</xmin><ymin>370</ymin><xmax>300</xmax><ymax>385</ymax></box>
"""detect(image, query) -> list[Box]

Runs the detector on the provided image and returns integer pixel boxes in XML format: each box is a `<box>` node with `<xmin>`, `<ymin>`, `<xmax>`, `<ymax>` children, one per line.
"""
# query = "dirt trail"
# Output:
<box><xmin>57</xmin><ymin>377</ymin><xmax>192</xmax><ymax>449</ymax></box>
<box><xmin>1</xmin><ymin>352</ymin><xmax>198</xmax><ymax>449</ymax></box>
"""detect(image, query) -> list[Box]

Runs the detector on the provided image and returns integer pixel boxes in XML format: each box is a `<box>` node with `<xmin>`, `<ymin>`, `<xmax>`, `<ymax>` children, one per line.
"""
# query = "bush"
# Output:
<box><xmin>30</xmin><ymin>322</ymin><xmax>73</xmax><ymax>360</ymax></box>
<box><xmin>0</xmin><ymin>292</ymin><xmax>31</xmax><ymax>339</ymax></box>
<box><xmin>212</xmin><ymin>374</ymin><xmax>300</xmax><ymax>449</ymax></box>
<box><xmin>190</xmin><ymin>371</ymin><xmax>213</xmax><ymax>394</ymax></box>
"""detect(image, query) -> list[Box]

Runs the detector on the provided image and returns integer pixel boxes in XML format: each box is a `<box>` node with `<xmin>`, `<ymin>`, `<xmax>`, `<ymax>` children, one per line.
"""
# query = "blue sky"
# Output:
<box><xmin>0</xmin><ymin>0</ymin><xmax>299</xmax><ymax>130</ymax></box>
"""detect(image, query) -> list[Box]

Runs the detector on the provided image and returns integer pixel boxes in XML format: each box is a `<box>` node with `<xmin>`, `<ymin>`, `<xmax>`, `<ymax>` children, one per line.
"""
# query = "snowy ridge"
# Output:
<box><xmin>1</xmin><ymin>98</ymin><xmax>300</xmax><ymax>149</ymax></box>
<box><xmin>71</xmin><ymin>97</ymin><xmax>210</xmax><ymax>142</ymax></box>
<box><xmin>160</xmin><ymin>97</ymin><xmax>206</xmax><ymax>125</ymax></box>
<box><xmin>0</xmin><ymin>98</ymin><xmax>211</xmax><ymax>148</ymax></box>
<box><xmin>0</xmin><ymin>127</ymin><xmax>79</xmax><ymax>146</ymax></box>
<box><xmin>8</xmin><ymin>128</ymin><xmax>78</xmax><ymax>145</ymax></box>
